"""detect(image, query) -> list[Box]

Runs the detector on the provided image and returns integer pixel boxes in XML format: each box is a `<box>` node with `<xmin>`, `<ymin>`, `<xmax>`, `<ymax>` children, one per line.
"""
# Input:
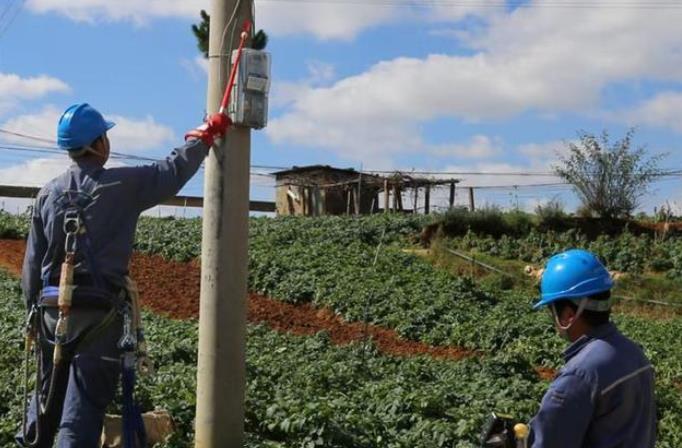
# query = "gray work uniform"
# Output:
<box><xmin>18</xmin><ymin>139</ymin><xmax>208</xmax><ymax>448</ymax></box>
<box><xmin>529</xmin><ymin>322</ymin><xmax>656</xmax><ymax>448</ymax></box>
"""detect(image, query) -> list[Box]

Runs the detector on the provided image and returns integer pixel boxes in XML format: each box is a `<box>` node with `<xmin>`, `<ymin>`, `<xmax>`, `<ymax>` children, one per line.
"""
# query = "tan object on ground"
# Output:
<box><xmin>609</xmin><ymin>271</ymin><xmax>627</xmax><ymax>281</ymax></box>
<box><xmin>524</xmin><ymin>265</ymin><xmax>544</xmax><ymax>279</ymax></box>
<box><xmin>101</xmin><ymin>409</ymin><xmax>175</xmax><ymax>447</ymax></box>
<box><xmin>525</xmin><ymin>264</ymin><xmax>625</xmax><ymax>282</ymax></box>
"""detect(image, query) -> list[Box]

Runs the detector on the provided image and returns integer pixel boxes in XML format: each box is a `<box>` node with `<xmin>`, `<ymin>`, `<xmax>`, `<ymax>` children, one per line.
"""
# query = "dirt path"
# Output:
<box><xmin>0</xmin><ymin>239</ymin><xmax>474</xmax><ymax>362</ymax></box>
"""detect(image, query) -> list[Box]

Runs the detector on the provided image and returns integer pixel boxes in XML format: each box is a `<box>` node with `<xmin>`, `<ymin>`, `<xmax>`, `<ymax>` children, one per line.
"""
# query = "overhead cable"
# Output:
<box><xmin>256</xmin><ymin>0</ymin><xmax>682</xmax><ymax>9</ymax></box>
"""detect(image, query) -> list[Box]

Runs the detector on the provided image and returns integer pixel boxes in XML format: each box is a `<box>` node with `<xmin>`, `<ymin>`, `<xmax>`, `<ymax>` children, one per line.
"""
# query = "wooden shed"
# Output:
<box><xmin>274</xmin><ymin>165</ymin><xmax>384</xmax><ymax>216</ymax></box>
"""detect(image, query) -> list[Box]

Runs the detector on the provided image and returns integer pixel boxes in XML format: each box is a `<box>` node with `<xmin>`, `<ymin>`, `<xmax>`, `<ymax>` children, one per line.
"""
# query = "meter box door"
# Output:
<box><xmin>228</xmin><ymin>48</ymin><xmax>271</xmax><ymax>129</ymax></box>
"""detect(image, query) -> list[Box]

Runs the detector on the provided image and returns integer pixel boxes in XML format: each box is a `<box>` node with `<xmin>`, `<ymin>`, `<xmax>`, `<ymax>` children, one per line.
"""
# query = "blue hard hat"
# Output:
<box><xmin>534</xmin><ymin>249</ymin><xmax>613</xmax><ymax>309</ymax></box>
<box><xmin>57</xmin><ymin>103</ymin><xmax>115</xmax><ymax>150</ymax></box>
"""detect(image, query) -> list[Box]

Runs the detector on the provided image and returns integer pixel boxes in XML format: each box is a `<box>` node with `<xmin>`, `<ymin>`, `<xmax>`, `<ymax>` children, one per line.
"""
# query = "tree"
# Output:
<box><xmin>191</xmin><ymin>10</ymin><xmax>210</xmax><ymax>58</ymax></box>
<box><xmin>191</xmin><ymin>10</ymin><xmax>268</xmax><ymax>59</ymax></box>
<box><xmin>553</xmin><ymin>129</ymin><xmax>665</xmax><ymax>219</ymax></box>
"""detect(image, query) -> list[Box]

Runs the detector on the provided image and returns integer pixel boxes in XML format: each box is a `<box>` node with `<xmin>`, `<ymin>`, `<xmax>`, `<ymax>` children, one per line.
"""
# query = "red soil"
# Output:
<box><xmin>534</xmin><ymin>367</ymin><xmax>557</xmax><ymax>381</ymax></box>
<box><xmin>0</xmin><ymin>239</ymin><xmax>24</xmax><ymax>277</ymax></box>
<box><xmin>0</xmin><ymin>239</ymin><xmax>473</xmax><ymax>361</ymax></box>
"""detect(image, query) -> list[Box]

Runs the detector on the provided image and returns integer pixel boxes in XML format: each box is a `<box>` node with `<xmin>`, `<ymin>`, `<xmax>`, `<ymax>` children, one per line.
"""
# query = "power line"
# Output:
<box><xmin>2</xmin><ymin>128</ymin><xmax>682</xmax><ymax>186</ymax></box>
<box><xmin>0</xmin><ymin>0</ymin><xmax>24</xmax><ymax>39</ymax></box>
<box><xmin>0</xmin><ymin>0</ymin><xmax>18</xmax><ymax>28</ymax></box>
<box><xmin>256</xmin><ymin>0</ymin><xmax>682</xmax><ymax>9</ymax></box>
<box><xmin>459</xmin><ymin>182</ymin><xmax>571</xmax><ymax>189</ymax></box>
<box><xmin>366</xmin><ymin>168</ymin><xmax>558</xmax><ymax>176</ymax></box>
<box><xmin>0</xmin><ymin>128</ymin><xmax>58</xmax><ymax>144</ymax></box>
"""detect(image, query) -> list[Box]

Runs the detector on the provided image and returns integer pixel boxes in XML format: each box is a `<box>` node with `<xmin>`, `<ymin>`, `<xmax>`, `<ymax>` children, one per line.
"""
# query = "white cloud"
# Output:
<box><xmin>269</xmin><ymin>4</ymin><xmax>682</xmax><ymax>162</ymax></box>
<box><xmin>258</xmin><ymin>2</ymin><xmax>399</xmax><ymax>40</ymax></box>
<box><xmin>180</xmin><ymin>55</ymin><xmax>209</xmax><ymax>80</ymax></box>
<box><xmin>107</xmin><ymin>114</ymin><xmax>176</xmax><ymax>151</ymax></box>
<box><xmin>270</xmin><ymin>60</ymin><xmax>337</xmax><ymax>109</ymax></box>
<box><xmin>430</xmin><ymin>135</ymin><xmax>501</xmax><ymax>158</ymax></box>
<box><xmin>0</xmin><ymin>157</ymin><xmax>72</xmax><ymax>186</ymax></box>
<box><xmin>518</xmin><ymin>140</ymin><xmax>571</xmax><ymax>160</ymax></box>
<box><xmin>0</xmin><ymin>73</ymin><xmax>69</xmax><ymax>115</ymax></box>
<box><xmin>0</xmin><ymin>105</ymin><xmax>62</xmax><ymax>144</ymax></box>
<box><xmin>618</xmin><ymin>91</ymin><xmax>682</xmax><ymax>133</ymax></box>
<box><xmin>26</xmin><ymin>0</ymin><xmax>205</xmax><ymax>24</ymax></box>
<box><xmin>194</xmin><ymin>55</ymin><xmax>209</xmax><ymax>75</ymax></box>
<box><xmin>305</xmin><ymin>61</ymin><xmax>336</xmax><ymax>85</ymax></box>
<box><xmin>26</xmin><ymin>0</ymin><xmax>405</xmax><ymax>39</ymax></box>
<box><xmin>0</xmin><ymin>106</ymin><xmax>176</xmax><ymax>152</ymax></box>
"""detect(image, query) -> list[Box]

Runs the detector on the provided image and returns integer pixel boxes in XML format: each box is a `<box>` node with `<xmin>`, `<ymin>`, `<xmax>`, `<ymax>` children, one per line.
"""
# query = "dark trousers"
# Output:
<box><xmin>17</xmin><ymin>308</ymin><xmax>122</xmax><ymax>448</ymax></box>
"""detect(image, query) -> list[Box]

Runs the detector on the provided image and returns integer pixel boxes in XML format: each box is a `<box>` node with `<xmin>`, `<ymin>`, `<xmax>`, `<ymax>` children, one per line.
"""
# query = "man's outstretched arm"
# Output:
<box><xmin>133</xmin><ymin>113</ymin><xmax>231</xmax><ymax>211</ymax></box>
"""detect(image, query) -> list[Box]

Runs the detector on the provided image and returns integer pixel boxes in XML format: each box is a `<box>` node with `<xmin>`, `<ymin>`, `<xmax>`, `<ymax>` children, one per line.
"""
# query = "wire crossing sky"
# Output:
<box><xmin>0</xmin><ymin>0</ymin><xmax>681</xmax><ymax>214</ymax></box>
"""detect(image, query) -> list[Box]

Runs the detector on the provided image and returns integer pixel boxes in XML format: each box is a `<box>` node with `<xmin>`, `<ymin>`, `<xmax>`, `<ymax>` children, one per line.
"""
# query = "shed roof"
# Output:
<box><xmin>273</xmin><ymin>165</ymin><xmax>358</xmax><ymax>177</ymax></box>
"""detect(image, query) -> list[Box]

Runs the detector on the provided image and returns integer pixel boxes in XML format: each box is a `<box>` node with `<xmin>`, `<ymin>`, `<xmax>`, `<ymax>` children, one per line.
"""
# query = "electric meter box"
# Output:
<box><xmin>228</xmin><ymin>48</ymin><xmax>271</xmax><ymax>129</ymax></box>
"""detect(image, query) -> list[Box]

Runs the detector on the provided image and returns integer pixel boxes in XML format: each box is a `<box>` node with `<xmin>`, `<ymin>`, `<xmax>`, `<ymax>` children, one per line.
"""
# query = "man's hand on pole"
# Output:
<box><xmin>185</xmin><ymin>113</ymin><xmax>232</xmax><ymax>147</ymax></box>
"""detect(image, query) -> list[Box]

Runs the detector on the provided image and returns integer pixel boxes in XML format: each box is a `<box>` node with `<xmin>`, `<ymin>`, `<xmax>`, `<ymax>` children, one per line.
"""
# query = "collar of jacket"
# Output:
<box><xmin>562</xmin><ymin>321</ymin><xmax>617</xmax><ymax>362</ymax></box>
<box><xmin>72</xmin><ymin>158</ymin><xmax>105</xmax><ymax>171</ymax></box>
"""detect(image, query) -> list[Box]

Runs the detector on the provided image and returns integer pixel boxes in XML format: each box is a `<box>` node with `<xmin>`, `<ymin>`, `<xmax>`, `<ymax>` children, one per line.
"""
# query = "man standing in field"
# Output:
<box><xmin>18</xmin><ymin>103</ymin><xmax>229</xmax><ymax>447</ymax></box>
<box><xmin>529</xmin><ymin>249</ymin><xmax>656</xmax><ymax>448</ymax></box>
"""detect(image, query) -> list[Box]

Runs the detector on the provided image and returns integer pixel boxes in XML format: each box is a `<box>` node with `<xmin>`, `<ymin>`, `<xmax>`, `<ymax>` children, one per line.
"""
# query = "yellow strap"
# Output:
<box><xmin>123</xmin><ymin>276</ymin><xmax>154</xmax><ymax>375</ymax></box>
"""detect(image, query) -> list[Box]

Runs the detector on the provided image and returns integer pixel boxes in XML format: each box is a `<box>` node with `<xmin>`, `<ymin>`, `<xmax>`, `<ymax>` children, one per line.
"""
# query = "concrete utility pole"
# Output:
<box><xmin>195</xmin><ymin>0</ymin><xmax>252</xmax><ymax>446</ymax></box>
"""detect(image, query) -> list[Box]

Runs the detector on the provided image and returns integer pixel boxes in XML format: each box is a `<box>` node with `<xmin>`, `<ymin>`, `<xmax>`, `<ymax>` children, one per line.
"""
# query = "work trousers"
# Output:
<box><xmin>17</xmin><ymin>307</ymin><xmax>123</xmax><ymax>448</ymax></box>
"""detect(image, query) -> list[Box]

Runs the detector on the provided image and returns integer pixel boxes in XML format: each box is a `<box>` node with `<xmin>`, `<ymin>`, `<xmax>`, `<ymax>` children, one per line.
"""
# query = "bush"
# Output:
<box><xmin>535</xmin><ymin>199</ymin><xmax>567</xmax><ymax>228</ymax></box>
<box><xmin>0</xmin><ymin>210</ymin><xmax>30</xmax><ymax>239</ymax></box>
<box><xmin>503</xmin><ymin>210</ymin><xmax>535</xmax><ymax>235</ymax></box>
<box><xmin>438</xmin><ymin>206</ymin><xmax>533</xmax><ymax>238</ymax></box>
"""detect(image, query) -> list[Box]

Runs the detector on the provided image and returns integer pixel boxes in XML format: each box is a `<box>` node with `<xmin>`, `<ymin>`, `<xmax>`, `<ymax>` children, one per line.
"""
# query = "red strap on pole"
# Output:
<box><xmin>219</xmin><ymin>20</ymin><xmax>252</xmax><ymax>115</ymax></box>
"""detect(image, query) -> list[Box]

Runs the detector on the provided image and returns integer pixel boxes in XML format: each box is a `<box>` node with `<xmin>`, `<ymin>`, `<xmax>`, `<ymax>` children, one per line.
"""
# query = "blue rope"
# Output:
<box><xmin>121</xmin><ymin>353</ymin><xmax>146</xmax><ymax>448</ymax></box>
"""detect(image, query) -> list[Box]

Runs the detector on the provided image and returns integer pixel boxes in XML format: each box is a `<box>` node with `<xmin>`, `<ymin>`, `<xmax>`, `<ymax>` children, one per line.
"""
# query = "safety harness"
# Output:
<box><xmin>22</xmin><ymin>179</ymin><xmax>148</xmax><ymax>448</ymax></box>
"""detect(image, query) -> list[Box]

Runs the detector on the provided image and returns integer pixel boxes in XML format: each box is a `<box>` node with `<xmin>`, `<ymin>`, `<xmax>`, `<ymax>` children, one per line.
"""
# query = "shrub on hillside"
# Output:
<box><xmin>0</xmin><ymin>210</ymin><xmax>29</xmax><ymax>239</ymax></box>
<box><xmin>535</xmin><ymin>199</ymin><xmax>568</xmax><ymax>229</ymax></box>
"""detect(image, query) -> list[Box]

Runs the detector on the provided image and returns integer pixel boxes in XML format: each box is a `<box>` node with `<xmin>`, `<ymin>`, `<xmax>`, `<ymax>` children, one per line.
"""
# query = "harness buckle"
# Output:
<box><xmin>63</xmin><ymin>210</ymin><xmax>81</xmax><ymax>235</ymax></box>
<box><xmin>118</xmin><ymin>305</ymin><xmax>137</xmax><ymax>351</ymax></box>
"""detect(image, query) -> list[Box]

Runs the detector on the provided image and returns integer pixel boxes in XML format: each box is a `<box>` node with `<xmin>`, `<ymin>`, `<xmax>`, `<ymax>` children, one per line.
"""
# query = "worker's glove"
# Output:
<box><xmin>185</xmin><ymin>113</ymin><xmax>232</xmax><ymax>147</ymax></box>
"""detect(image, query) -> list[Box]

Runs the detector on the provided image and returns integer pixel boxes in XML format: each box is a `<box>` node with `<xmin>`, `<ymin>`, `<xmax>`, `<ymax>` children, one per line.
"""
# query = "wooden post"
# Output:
<box><xmin>424</xmin><ymin>185</ymin><xmax>430</xmax><ymax>215</ymax></box>
<box><xmin>312</xmin><ymin>186</ymin><xmax>321</xmax><ymax>216</ymax></box>
<box><xmin>384</xmin><ymin>179</ymin><xmax>389</xmax><ymax>213</ymax></box>
<box><xmin>357</xmin><ymin>173</ymin><xmax>363</xmax><ymax>215</ymax></box>
<box><xmin>346</xmin><ymin>188</ymin><xmax>352</xmax><ymax>215</ymax></box>
<box><xmin>469</xmin><ymin>187</ymin><xmax>475</xmax><ymax>211</ymax></box>
<box><xmin>449</xmin><ymin>182</ymin><xmax>456</xmax><ymax>208</ymax></box>
<box><xmin>396</xmin><ymin>186</ymin><xmax>403</xmax><ymax>211</ymax></box>
<box><xmin>393</xmin><ymin>184</ymin><xmax>398</xmax><ymax>212</ymax></box>
<box><xmin>413</xmin><ymin>186</ymin><xmax>419</xmax><ymax>214</ymax></box>
<box><xmin>305</xmin><ymin>187</ymin><xmax>310</xmax><ymax>216</ymax></box>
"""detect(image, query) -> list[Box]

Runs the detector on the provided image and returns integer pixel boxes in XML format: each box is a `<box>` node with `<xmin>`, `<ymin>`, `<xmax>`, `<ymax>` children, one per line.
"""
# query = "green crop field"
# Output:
<box><xmin>1</xmin><ymin>212</ymin><xmax>681</xmax><ymax>447</ymax></box>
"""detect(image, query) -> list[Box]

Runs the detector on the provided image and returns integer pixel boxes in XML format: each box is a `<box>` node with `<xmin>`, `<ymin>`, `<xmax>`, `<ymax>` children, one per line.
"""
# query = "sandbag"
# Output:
<box><xmin>101</xmin><ymin>409</ymin><xmax>174</xmax><ymax>447</ymax></box>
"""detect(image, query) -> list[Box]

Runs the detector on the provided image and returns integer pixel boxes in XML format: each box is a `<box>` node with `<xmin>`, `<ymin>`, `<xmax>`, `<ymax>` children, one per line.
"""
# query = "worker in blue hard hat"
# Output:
<box><xmin>528</xmin><ymin>249</ymin><xmax>656</xmax><ymax>448</ymax></box>
<box><xmin>17</xmin><ymin>103</ymin><xmax>230</xmax><ymax>447</ymax></box>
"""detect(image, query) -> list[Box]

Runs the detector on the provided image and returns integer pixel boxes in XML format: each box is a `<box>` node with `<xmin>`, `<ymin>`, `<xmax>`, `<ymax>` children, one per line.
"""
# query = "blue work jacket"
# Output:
<box><xmin>21</xmin><ymin>139</ymin><xmax>209</xmax><ymax>305</ymax></box>
<box><xmin>529</xmin><ymin>322</ymin><xmax>656</xmax><ymax>448</ymax></box>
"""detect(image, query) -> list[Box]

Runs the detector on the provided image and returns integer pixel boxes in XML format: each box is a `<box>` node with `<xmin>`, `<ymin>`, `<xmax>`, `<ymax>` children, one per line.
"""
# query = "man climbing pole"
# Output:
<box><xmin>529</xmin><ymin>249</ymin><xmax>656</xmax><ymax>447</ymax></box>
<box><xmin>17</xmin><ymin>103</ymin><xmax>230</xmax><ymax>447</ymax></box>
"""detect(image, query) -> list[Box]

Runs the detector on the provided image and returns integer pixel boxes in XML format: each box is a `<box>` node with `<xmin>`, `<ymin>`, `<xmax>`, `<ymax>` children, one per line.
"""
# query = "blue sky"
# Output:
<box><xmin>1</xmin><ymin>0</ymin><xmax>681</xmax><ymax>215</ymax></box>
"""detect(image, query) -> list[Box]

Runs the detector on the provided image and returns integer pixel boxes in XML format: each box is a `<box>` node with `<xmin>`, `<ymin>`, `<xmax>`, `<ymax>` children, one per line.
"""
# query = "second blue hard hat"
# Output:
<box><xmin>534</xmin><ymin>249</ymin><xmax>613</xmax><ymax>309</ymax></box>
<box><xmin>57</xmin><ymin>103</ymin><xmax>115</xmax><ymax>151</ymax></box>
